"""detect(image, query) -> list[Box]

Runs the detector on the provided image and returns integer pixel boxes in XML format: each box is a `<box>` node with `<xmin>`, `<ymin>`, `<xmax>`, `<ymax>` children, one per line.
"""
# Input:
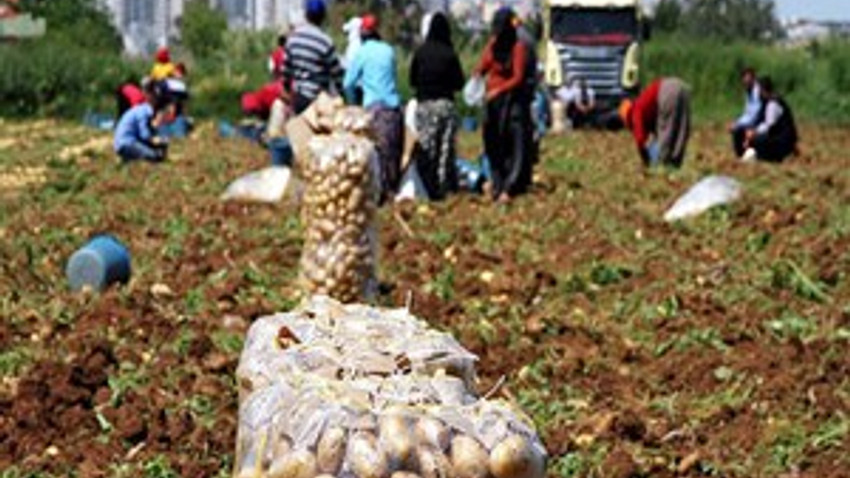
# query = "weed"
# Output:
<box><xmin>424</xmin><ymin>265</ymin><xmax>455</xmax><ymax>301</ymax></box>
<box><xmin>765</xmin><ymin>313</ymin><xmax>819</xmax><ymax>342</ymax></box>
<box><xmin>810</xmin><ymin>413</ymin><xmax>849</xmax><ymax>450</ymax></box>
<box><xmin>769</xmin><ymin>260</ymin><xmax>831</xmax><ymax>303</ymax></box>
<box><xmin>212</xmin><ymin>331</ymin><xmax>244</xmax><ymax>355</ymax></box>
<box><xmin>0</xmin><ymin>347</ymin><xmax>32</xmax><ymax>376</ymax></box>
<box><xmin>655</xmin><ymin>327</ymin><xmax>728</xmax><ymax>357</ymax></box>
<box><xmin>589</xmin><ymin>262</ymin><xmax>633</xmax><ymax>287</ymax></box>
<box><xmin>142</xmin><ymin>455</ymin><xmax>179</xmax><ymax>478</ymax></box>
<box><xmin>108</xmin><ymin>362</ymin><xmax>147</xmax><ymax>407</ymax></box>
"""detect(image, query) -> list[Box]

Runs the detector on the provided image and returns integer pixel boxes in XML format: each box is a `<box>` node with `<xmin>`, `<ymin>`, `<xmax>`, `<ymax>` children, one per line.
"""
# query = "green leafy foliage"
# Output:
<box><xmin>180</xmin><ymin>0</ymin><xmax>228</xmax><ymax>59</ymax></box>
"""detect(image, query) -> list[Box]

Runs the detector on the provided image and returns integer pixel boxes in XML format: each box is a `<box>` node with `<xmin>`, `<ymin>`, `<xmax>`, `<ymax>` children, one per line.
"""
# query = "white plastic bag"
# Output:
<box><xmin>463</xmin><ymin>76</ymin><xmax>486</xmax><ymax>107</ymax></box>
<box><xmin>221</xmin><ymin>166</ymin><xmax>293</xmax><ymax>203</ymax></box>
<box><xmin>234</xmin><ymin>297</ymin><xmax>547</xmax><ymax>478</ymax></box>
<box><xmin>664</xmin><ymin>175</ymin><xmax>743</xmax><ymax>222</ymax></box>
<box><xmin>396</xmin><ymin>162</ymin><xmax>429</xmax><ymax>202</ymax></box>
<box><xmin>404</xmin><ymin>100</ymin><xmax>419</xmax><ymax>135</ymax></box>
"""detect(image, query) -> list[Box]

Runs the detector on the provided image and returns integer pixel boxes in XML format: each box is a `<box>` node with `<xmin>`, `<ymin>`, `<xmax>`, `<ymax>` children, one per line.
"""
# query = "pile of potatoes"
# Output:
<box><xmin>297</xmin><ymin>105</ymin><xmax>379</xmax><ymax>303</ymax></box>
<box><xmin>234</xmin><ymin>298</ymin><xmax>547</xmax><ymax>478</ymax></box>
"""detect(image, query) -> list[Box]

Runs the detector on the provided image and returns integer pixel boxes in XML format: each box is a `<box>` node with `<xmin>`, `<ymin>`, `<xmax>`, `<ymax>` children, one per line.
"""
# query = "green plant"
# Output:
<box><xmin>180</xmin><ymin>0</ymin><xmax>228</xmax><ymax>59</ymax></box>
<box><xmin>142</xmin><ymin>455</ymin><xmax>179</xmax><ymax>478</ymax></box>
<box><xmin>765</xmin><ymin>313</ymin><xmax>818</xmax><ymax>342</ymax></box>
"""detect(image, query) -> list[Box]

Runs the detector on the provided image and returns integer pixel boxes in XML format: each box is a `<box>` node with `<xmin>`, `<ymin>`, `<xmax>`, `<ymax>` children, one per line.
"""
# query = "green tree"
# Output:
<box><xmin>680</xmin><ymin>0</ymin><xmax>780</xmax><ymax>42</ymax></box>
<box><xmin>18</xmin><ymin>0</ymin><xmax>122</xmax><ymax>52</ymax></box>
<box><xmin>180</xmin><ymin>0</ymin><xmax>228</xmax><ymax>59</ymax></box>
<box><xmin>653</xmin><ymin>0</ymin><xmax>683</xmax><ymax>34</ymax></box>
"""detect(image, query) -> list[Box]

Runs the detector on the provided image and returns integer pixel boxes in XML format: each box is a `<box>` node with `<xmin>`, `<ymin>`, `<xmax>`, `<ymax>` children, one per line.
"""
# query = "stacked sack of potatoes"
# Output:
<box><xmin>292</xmin><ymin>95</ymin><xmax>380</xmax><ymax>303</ymax></box>
<box><xmin>234</xmin><ymin>296</ymin><xmax>547</xmax><ymax>478</ymax></box>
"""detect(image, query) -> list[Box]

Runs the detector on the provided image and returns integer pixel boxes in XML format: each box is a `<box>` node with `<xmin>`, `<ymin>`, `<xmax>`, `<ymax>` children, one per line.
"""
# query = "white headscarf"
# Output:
<box><xmin>342</xmin><ymin>16</ymin><xmax>363</xmax><ymax>69</ymax></box>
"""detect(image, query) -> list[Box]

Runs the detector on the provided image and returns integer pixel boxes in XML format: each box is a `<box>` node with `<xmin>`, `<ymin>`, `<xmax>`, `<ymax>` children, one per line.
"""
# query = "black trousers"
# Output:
<box><xmin>752</xmin><ymin>133</ymin><xmax>796</xmax><ymax>163</ymax></box>
<box><xmin>731</xmin><ymin>125</ymin><xmax>748</xmax><ymax>157</ymax></box>
<box><xmin>484</xmin><ymin>93</ymin><xmax>532</xmax><ymax>198</ymax></box>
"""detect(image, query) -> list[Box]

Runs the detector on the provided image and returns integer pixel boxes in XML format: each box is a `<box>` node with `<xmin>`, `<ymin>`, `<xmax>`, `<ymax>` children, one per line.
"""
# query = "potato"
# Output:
<box><xmin>488</xmin><ymin>435</ymin><xmax>544</xmax><ymax>478</ymax></box>
<box><xmin>417</xmin><ymin>446</ymin><xmax>451</xmax><ymax>478</ymax></box>
<box><xmin>267</xmin><ymin>449</ymin><xmax>318</xmax><ymax>478</ymax></box>
<box><xmin>415</xmin><ymin>417</ymin><xmax>451</xmax><ymax>451</ymax></box>
<box><xmin>380</xmin><ymin>414</ymin><xmax>415</xmax><ymax>467</ymax></box>
<box><xmin>317</xmin><ymin>426</ymin><xmax>347</xmax><ymax>475</ymax></box>
<box><xmin>348</xmin><ymin>432</ymin><xmax>389</xmax><ymax>478</ymax></box>
<box><xmin>450</xmin><ymin>436</ymin><xmax>489</xmax><ymax>478</ymax></box>
<box><xmin>391</xmin><ymin>473</ymin><xmax>421</xmax><ymax>478</ymax></box>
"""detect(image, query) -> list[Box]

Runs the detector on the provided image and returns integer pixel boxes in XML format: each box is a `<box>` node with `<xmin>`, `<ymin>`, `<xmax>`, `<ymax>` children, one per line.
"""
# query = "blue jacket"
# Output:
<box><xmin>343</xmin><ymin>39</ymin><xmax>401</xmax><ymax>109</ymax></box>
<box><xmin>114</xmin><ymin>103</ymin><xmax>154</xmax><ymax>152</ymax></box>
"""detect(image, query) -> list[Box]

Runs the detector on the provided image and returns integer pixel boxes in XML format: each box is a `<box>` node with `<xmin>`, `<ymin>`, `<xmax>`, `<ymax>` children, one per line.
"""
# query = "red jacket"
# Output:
<box><xmin>241</xmin><ymin>81</ymin><xmax>284</xmax><ymax>118</ymax></box>
<box><xmin>477</xmin><ymin>39</ymin><xmax>527</xmax><ymax>100</ymax></box>
<box><xmin>629</xmin><ymin>78</ymin><xmax>662</xmax><ymax>148</ymax></box>
<box><xmin>270</xmin><ymin>47</ymin><xmax>285</xmax><ymax>79</ymax></box>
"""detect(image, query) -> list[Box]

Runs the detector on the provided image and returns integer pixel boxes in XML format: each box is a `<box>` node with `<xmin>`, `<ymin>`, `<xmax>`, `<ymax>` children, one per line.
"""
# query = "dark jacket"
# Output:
<box><xmin>410</xmin><ymin>14</ymin><xmax>465</xmax><ymax>102</ymax></box>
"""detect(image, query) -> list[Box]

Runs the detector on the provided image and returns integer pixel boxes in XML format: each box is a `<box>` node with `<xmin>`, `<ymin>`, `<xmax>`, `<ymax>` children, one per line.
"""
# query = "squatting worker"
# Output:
<box><xmin>343</xmin><ymin>14</ymin><xmax>404</xmax><ymax>203</ymax></box>
<box><xmin>619</xmin><ymin>77</ymin><xmax>691</xmax><ymax>168</ymax></box>
<box><xmin>113</xmin><ymin>81</ymin><xmax>167</xmax><ymax>163</ymax></box>
<box><xmin>475</xmin><ymin>7</ymin><xmax>532</xmax><ymax>204</ymax></box>
<box><xmin>409</xmin><ymin>11</ymin><xmax>465</xmax><ymax>200</ymax></box>
<box><xmin>728</xmin><ymin>67</ymin><xmax>762</xmax><ymax>158</ymax></box>
<box><xmin>283</xmin><ymin>0</ymin><xmax>344</xmax><ymax>114</ymax></box>
<box><xmin>742</xmin><ymin>76</ymin><xmax>798</xmax><ymax>163</ymax></box>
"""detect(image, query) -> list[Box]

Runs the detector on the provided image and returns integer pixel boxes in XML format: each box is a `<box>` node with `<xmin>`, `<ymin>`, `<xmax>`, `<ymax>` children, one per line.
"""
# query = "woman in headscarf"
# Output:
<box><xmin>475</xmin><ymin>8</ymin><xmax>531</xmax><ymax>203</ymax></box>
<box><xmin>409</xmin><ymin>12</ymin><xmax>465</xmax><ymax>200</ymax></box>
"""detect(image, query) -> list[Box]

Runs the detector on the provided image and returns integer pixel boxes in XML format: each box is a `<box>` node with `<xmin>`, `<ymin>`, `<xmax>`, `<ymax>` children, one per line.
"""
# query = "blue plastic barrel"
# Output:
<box><xmin>66</xmin><ymin>235</ymin><xmax>132</xmax><ymax>292</ymax></box>
<box><xmin>268</xmin><ymin>137</ymin><xmax>294</xmax><ymax>167</ymax></box>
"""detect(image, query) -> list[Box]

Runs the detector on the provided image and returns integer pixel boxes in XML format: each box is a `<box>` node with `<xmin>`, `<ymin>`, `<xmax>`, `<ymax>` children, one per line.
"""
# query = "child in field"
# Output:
<box><xmin>113</xmin><ymin>82</ymin><xmax>168</xmax><ymax>163</ymax></box>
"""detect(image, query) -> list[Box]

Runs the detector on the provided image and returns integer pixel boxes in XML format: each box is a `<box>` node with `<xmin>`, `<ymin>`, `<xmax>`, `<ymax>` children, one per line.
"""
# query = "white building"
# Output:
<box><xmin>100</xmin><ymin>0</ymin><xmax>298</xmax><ymax>55</ymax></box>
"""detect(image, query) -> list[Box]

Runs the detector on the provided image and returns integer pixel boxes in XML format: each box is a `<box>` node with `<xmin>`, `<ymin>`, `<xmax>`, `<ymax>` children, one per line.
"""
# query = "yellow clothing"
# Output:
<box><xmin>150</xmin><ymin>62</ymin><xmax>176</xmax><ymax>81</ymax></box>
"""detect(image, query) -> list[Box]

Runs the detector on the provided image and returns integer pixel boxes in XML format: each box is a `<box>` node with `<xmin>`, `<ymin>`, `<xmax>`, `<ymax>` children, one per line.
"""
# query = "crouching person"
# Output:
<box><xmin>113</xmin><ymin>82</ymin><xmax>167</xmax><ymax>163</ymax></box>
<box><xmin>620</xmin><ymin>77</ymin><xmax>691</xmax><ymax>168</ymax></box>
<box><xmin>743</xmin><ymin>76</ymin><xmax>798</xmax><ymax>163</ymax></box>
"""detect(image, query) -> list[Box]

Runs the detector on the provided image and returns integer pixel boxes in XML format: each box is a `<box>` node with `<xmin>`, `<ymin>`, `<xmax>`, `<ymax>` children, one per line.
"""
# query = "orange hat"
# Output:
<box><xmin>618</xmin><ymin>99</ymin><xmax>633</xmax><ymax>128</ymax></box>
<box><xmin>360</xmin><ymin>14</ymin><xmax>378</xmax><ymax>34</ymax></box>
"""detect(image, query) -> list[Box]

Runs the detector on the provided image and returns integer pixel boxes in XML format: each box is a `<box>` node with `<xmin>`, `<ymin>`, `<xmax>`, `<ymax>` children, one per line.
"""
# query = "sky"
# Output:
<box><xmin>772</xmin><ymin>0</ymin><xmax>849</xmax><ymax>21</ymax></box>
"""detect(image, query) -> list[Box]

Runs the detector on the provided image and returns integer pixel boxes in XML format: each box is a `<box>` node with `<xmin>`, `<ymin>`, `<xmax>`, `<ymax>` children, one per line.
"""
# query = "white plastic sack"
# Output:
<box><xmin>396</xmin><ymin>162</ymin><xmax>429</xmax><ymax>202</ymax></box>
<box><xmin>221</xmin><ymin>166</ymin><xmax>293</xmax><ymax>203</ymax></box>
<box><xmin>463</xmin><ymin>76</ymin><xmax>486</xmax><ymax>107</ymax></box>
<box><xmin>664</xmin><ymin>175</ymin><xmax>743</xmax><ymax>222</ymax></box>
<box><xmin>234</xmin><ymin>297</ymin><xmax>547</xmax><ymax>478</ymax></box>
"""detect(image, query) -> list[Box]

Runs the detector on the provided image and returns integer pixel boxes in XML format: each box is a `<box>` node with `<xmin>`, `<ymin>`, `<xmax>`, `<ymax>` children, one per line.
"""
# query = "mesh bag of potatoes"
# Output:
<box><xmin>289</xmin><ymin>94</ymin><xmax>380</xmax><ymax>303</ymax></box>
<box><xmin>234</xmin><ymin>296</ymin><xmax>547</xmax><ymax>478</ymax></box>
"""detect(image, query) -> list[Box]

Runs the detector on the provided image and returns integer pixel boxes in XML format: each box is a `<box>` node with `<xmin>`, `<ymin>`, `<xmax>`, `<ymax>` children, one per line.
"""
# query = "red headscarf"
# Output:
<box><xmin>155</xmin><ymin>47</ymin><xmax>171</xmax><ymax>64</ymax></box>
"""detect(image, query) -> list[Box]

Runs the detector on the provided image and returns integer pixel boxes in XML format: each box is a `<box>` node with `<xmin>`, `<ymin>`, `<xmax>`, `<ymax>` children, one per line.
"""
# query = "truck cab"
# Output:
<box><xmin>543</xmin><ymin>0</ymin><xmax>646</xmax><ymax>114</ymax></box>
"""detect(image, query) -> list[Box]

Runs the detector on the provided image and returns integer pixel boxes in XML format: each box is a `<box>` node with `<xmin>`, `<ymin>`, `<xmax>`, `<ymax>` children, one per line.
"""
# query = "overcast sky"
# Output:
<box><xmin>768</xmin><ymin>0</ymin><xmax>845</xmax><ymax>21</ymax></box>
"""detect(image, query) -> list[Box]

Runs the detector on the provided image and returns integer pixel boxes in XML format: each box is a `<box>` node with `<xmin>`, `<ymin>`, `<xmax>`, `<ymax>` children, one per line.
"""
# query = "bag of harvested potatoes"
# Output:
<box><xmin>297</xmin><ymin>106</ymin><xmax>380</xmax><ymax>303</ymax></box>
<box><xmin>234</xmin><ymin>297</ymin><xmax>547</xmax><ymax>478</ymax></box>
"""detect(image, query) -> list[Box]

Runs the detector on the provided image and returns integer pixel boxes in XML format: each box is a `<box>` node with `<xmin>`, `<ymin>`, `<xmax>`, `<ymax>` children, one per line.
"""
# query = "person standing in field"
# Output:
<box><xmin>728</xmin><ymin>67</ymin><xmax>762</xmax><ymax>158</ymax></box>
<box><xmin>619</xmin><ymin>77</ymin><xmax>691</xmax><ymax>168</ymax></box>
<box><xmin>742</xmin><ymin>76</ymin><xmax>798</xmax><ymax>163</ymax></box>
<box><xmin>476</xmin><ymin>8</ymin><xmax>531</xmax><ymax>204</ymax></box>
<box><xmin>343</xmin><ymin>14</ymin><xmax>404</xmax><ymax>203</ymax></box>
<box><xmin>283</xmin><ymin>0</ymin><xmax>344</xmax><ymax>114</ymax></box>
<box><xmin>409</xmin><ymin>12</ymin><xmax>465</xmax><ymax>200</ymax></box>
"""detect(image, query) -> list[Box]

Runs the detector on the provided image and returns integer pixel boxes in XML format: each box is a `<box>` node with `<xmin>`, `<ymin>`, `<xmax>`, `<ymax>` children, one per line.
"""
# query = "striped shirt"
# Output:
<box><xmin>283</xmin><ymin>23</ymin><xmax>344</xmax><ymax>100</ymax></box>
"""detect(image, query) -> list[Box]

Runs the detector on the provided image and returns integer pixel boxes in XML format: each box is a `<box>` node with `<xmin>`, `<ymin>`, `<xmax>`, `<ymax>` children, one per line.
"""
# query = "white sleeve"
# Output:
<box><xmin>756</xmin><ymin>101</ymin><xmax>783</xmax><ymax>135</ymax></box>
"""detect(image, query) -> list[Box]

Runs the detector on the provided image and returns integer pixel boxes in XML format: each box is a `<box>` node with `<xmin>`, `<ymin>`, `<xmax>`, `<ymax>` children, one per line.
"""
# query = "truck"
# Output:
<box><xmin>543</xmin><ymin>0</ymin><xmax>648</xmax><ymax>116</ymax></box>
